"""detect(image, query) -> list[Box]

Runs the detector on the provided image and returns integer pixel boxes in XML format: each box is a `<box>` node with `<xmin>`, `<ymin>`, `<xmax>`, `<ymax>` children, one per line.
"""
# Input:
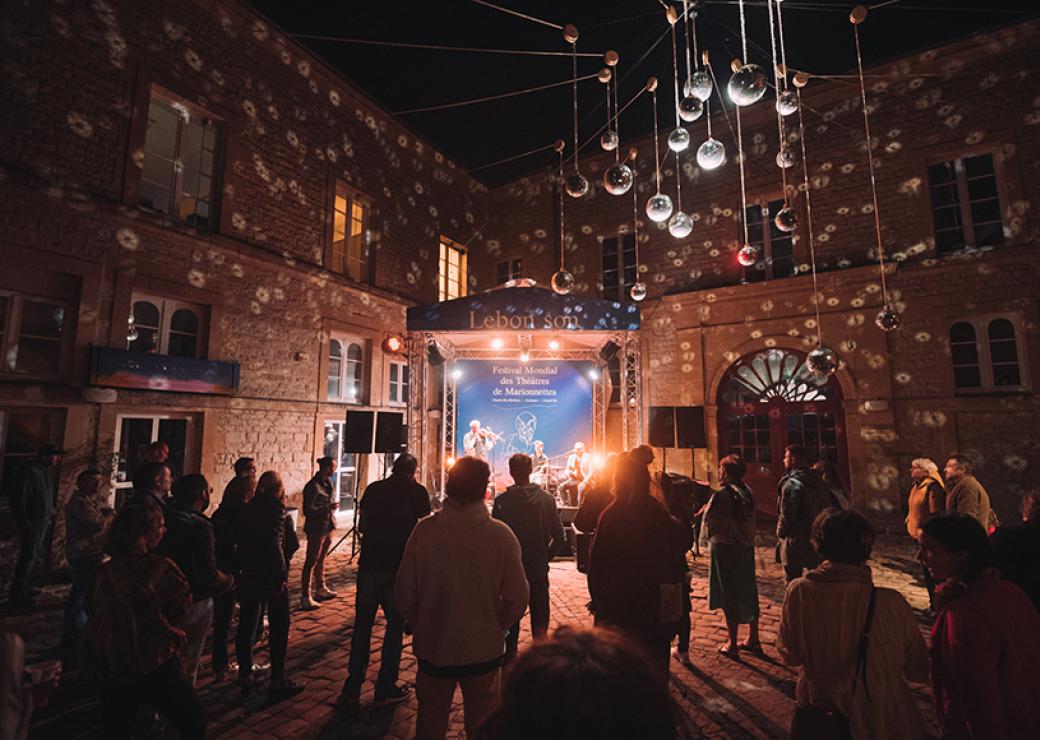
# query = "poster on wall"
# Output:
<box><xmin>454</xmin><ymin>360</ymin><xmax>594</xmax><ymax>469</ymax></box>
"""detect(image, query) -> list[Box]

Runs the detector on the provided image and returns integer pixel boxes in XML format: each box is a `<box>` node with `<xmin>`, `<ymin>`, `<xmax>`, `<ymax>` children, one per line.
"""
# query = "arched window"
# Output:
<box><xmin>328</xmin><ymin>339</ymin><xmax>343</xmax><ymax>399</ymax></box>
<box><xmin>328</xmin><ymin>336</ymin><xmax>365</xmax><ymax>402</ymax></box>
<box><xmin>949</xmin><ymin>321</ymin><xmax>981</xmax><ymax>389</ymax></box>
<box><xmin>345</xmin><ymin>342</ymin><xmax>363</xmax><ymax>401</ymax></box>
<box><xmin>167</xmin><ymin>309</ymin><xmax>199</xmax><ymax>358</ymax></box>
<box><xmin>949</xmin><ymin>316</ymin><xmax>1027</xmax><ymax>391</ymax></box>
<box><xmin>987</xmin><ymin>319</ymin><xmax>1021</xmax><ymax>387</ymax></box>
<box><xmin>720</xmin><ymin>348</ymin><xmax>833</xmax><ymax>404</ymax></box>
<box><xmin>129</xmin><ymin>300</ymin><xmax>161</xmax><ymax>353</ymax></box>
<box><xmin>128</xmin><ymin>294</ymin><xmax>207</xmax><ymax>358</ymax></box>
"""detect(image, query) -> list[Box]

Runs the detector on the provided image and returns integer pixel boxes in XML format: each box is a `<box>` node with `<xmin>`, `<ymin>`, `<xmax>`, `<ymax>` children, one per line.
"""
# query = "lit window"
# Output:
<box><xmin>927</xmin><ymin>153</ymin><xmax>1004</xmax><ymax>255</ymax></box>
<box><xmin>0</xmin><ymin>293</ymin><xmax>68</xmax><ymax>375</ymax></box>
<box><xmin>138</xmin><ymin>87</ymin><xmax>219</xmax><ymax>228</ymax></box>
<box><xmin>127</xmin><ymin>294</ymin><xmax>206</xmax><ymax>358</ymax></box>
<box><xmin>322</xmin><ymin>420</ymin><xmax>358</xmax><ymax>511</ymax></box>
<box><xmin>329</xmin><ymin>336</ymin><xmax>365</xmax><ymax>402</ymax></box>
<box><xmin>388</xmin><ymin>361</ymin><xmax>409</xmax><ymax>405</ymax></box>
<box><xmin>331</xmin><ymin>181</ymin><xmax>369</xmax><ymax>282</ymax></box>
<box><xmin>741</xmin><ymin>199</ymin><xmax>795</xmax><ymax>283</ymax></box>
<box><xmin>495</xmin><ymin>258</ymin><xmax>523</xmax><ymax>285</ymax></box>
<box><xmin>439</xmin><ymin>238</ymin><xmax>467</xmax><ymax>301</ymax></box>
<box><xmin>949</xmin><ymin>315</ymin><xmax>1026</xmax><ymax>391</ymax></box>
<box><xmin>720</xmin><ymin>349</ymin><xmax>833</xmax><ymax>403</ymax></box>
<box><xmin>601</xmin><ymin>234</ymin><xmax>637</xmax><ymax>301</ymax></box>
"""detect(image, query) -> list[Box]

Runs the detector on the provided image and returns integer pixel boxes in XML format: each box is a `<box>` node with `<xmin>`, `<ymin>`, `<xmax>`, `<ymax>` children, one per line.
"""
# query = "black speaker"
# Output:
<box><xmin>675</xmin><ymin>406</ymin><xmax>706</xmax><ymax>448</ymax></box>
<box><xmin>343</xmin><ymin>410</ymin><xmax>375</xmax><ymax>453</ymax></box>
<box><xmin>648</xmin><ymin>406</ymin><xmax>676</xmax><ymax>448</ymax></box>
<box><xmin>375</xmin><ymin>412</ymin><xmax>405</xmax><ymax>453</ymax></box>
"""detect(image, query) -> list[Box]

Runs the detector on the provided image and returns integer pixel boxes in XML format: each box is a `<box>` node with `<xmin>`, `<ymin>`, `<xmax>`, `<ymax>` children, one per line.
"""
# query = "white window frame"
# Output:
<box><xmin>328</xmin><ymin>334</ymin><xmax>366</xmax><ymax>403</ymax></box>
<box><xmin>386</xmin><ymin>359</ymin><xmax>409</xmax><ymax>407</ymax></box>
<box><xmin>330</xmin><ymin>181</ymin><xmax>370</xmax><ymax>282</ymax></box>
<box><xmin>112</xmin><ymin>412</ymin><xmax>199</xmax><ymax>500</ymax></box>
<box><xmin>322</xmin><ymin>419</ymin><xmax>358</xmax><ymax>512</ymax></box>
<box><xmin>949</xmin><ymin>313</ymin><xmax>1029</xmax><ymax>393</ymax></box>
<box><xmin>128</xmin><ymin>292</ymin><xmax>208</xmax><ymax>358</ymax></box>
<box><xmin>439</xmin><ymin>238</ymin><xmax>467</xmax><ymax>301</ymax></box>
<box><xmin>0</xmin><ymin>291</ymin><xmax>70</xmax><ymax>377</ymax></box>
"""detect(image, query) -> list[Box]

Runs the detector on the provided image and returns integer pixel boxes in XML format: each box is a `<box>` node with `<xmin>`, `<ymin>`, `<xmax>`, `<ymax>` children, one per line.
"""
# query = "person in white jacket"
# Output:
<box><xmin>395</xmin><ymin>456</ymin><xmax>529</xmax><ymax>740</ymax></box>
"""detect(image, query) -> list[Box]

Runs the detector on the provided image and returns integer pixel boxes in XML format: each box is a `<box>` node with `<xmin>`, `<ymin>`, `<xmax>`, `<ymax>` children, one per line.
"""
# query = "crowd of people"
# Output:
<box><xmin>4</xmin><ymin>438</ymin><xmax>1040</xmax><ymax>739</ymax></box>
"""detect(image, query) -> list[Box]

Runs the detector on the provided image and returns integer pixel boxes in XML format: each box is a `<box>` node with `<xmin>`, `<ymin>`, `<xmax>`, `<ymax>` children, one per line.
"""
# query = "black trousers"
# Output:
<box><xmin>99</xmin><ymin>659</ymin><xmax>206</xmax><ymax>739</ymax></box>
<box><xmin>505</xmin><ymin>580</ymin><xmax>550</xmax><ymax>655</ymax></box>
<box><xmin>212</xmin><ymin>590</ymin><xmax>266</xmax><ymax>672</ymax></box>
<box><xmin>237</xmin><ymin>586</ymin><xmax>289</xmax><ymax>681</ymax></box>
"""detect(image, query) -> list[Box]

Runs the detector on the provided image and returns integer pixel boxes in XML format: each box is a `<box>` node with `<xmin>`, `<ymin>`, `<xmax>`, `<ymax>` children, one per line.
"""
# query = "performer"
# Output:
<box><xmin>530</xmin><ymin>440</ymin><xmax>550</xmax><ymax>489</ymax></box>
<box><xmin>462</xmin><ymin>420</ymin><xmax>498</xmax><ymax>462</ymax></box>
<box><xmin>560</xmin><ymin>442</ymin><xmax>591</xmax><ymax>506</ymax></box>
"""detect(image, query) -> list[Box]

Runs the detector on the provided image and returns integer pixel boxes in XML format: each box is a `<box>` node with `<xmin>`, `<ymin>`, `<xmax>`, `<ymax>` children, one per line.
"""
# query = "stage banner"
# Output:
<box><xmin>455</xmin><ymin>360</ymin><xmax>594</xmax><ymax>465</ymax></box>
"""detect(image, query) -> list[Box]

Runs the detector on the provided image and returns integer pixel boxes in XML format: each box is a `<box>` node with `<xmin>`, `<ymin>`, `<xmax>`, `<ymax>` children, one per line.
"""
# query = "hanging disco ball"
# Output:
<box><xmin>645</xmin><ymin>192</ymin><xmax>674</xmax><ymax>222</ymax></box>
<box><xmin>564</xmin><ymin>173</ymin><xmax>589</xmax><ymax>198</ymax></box>
<box><xmin>602</xmin><ymin>163</ymin><xmax>634</xmax><ymax>196</ymax></box>
<box><xmin>668</xmin><ymin>211</ymin><xmax>694</xmax><ymax>238</ymax></box>
<box><xmin>774</xmin><ymin>207</ymin><xmax>799</xmax><ymax>233</ymax></box>
<box><xmin>629</xmin><ymin>281</ymin><xmax>648</xmax><ymax>302</ymax></box>
<box><xmin>678</xmin><ymin>95</ymin><xmax>704</xmax><ymax>122</ymax></box>
<box><xmin>776</xmin><ymin>89</ymin><xmax>799</xmax><ymax>116</ymax></box>
<box><xmin>806</xmin><ymin>346</ymin><xmax>840</xmax><ymax>378</ymax></box>
<box><xmin>667</xmin><ymin>126</ymin><xmax>691</xmax><ymax>153</ymax></box>
<box><xmin>600</xmin><ymin>129</ymin><xmax>619</xmax><ymax>152</ymax></box>
<box><xmin>875</xmin><ymin>307</ymin><xmax>901</xmax><ymax>332</ymax></box>
<box><xmin>685</xmin><ymin>70</ymin><xmax>713</xmax><ymax>101</ymax></box>
<box><xmin>737</xmin><ymin>244</ymin><xmax>759</xmax><ymax>267</ymax></box>
<box><xmin>776</xmin><ymin>147</ymin><xmax>795</xmax><ymax>169</ymax></box>
<box><xmin>727</xmin><ymin>64</ymin><xmax>768</xmax><ymax>106</ymax></box>
<box><xmin>550</xmin><ymin>269</ymin><xmax>575</xmax><ymax>295</ymax></box>
<box><xmin>696</xmin><ymin>138</ymin><xmax>726</xmax><ymax>170</ymax></box>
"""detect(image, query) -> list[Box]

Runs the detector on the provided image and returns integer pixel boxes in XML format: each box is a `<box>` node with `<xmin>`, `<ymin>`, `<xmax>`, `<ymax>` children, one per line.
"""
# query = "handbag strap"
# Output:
<box><xmin>851</xmin><ymin>586</ymin><xmax>877</xmax><ymax>702</ymax></box>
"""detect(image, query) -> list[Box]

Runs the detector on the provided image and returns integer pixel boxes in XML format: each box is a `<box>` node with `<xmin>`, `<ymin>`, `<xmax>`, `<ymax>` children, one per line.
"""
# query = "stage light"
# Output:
<box><xmin>548</xmin><ymin>340</ymin><xmax>560</xmax><ymax>350</ymax></box>
<box><xmin>427</xmin><ymin>340</ymin><xmax>447</xmax><ymax>367</ymax></box>
<box><xmin>599</xmin><ymin>340</ymin><xmax>621</xmax><ymax>362</ymax></box>
<box><xmin>519</xmin><ymin>351</ymin><xmax>530</xmax><ymax>363</ymax></box>
<box><xmin>588</xmin><ymin>368</ymin><xmax>600</xmax><ymax>380</ymax></box>
<box><xmin>591</xmin><ymin>453</ymin><xmax>605</xmax><ymax>470</ymax></box>
<box><xmin>446</xmin><ymin>456</ymin><xmax>456</xmax><ymax>467</ymax></box>
<box><xmin>381</xmin><ymin>334</ymin><xmax>406</xmax><ymax>355</ymax></box>
<box><xmin>491</xmin><ymin>338</ymin><xmax>504</xmax><ymax>349</ymax></box>
<box><xmin>451</xmin><ymin>368</ymin><xmax>463</xmax><ymax>380</ymax></box>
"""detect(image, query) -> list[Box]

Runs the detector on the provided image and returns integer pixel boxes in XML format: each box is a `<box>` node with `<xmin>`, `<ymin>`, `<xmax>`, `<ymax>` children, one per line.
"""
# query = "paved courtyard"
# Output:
<box><xmin>14</xmin><ymin>524</ymin><xmax>939</xmax><ymax>739</ymax></box>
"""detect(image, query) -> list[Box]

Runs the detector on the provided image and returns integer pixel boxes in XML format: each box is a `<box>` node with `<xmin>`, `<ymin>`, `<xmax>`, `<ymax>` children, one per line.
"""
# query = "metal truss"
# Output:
<box><xmin>622</xmin><ymin>331</ymin><xmax>643</xmax><ymax>449</ymax></box>
<box><xmin>406</xmin><ymin>331</ymin><xmax>427</xmax><ymax>486</ymax></box>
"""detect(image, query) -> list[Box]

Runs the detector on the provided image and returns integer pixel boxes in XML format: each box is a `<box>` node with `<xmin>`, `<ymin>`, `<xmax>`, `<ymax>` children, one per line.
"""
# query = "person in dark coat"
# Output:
<box><xmin>235</xmin><ymin>471</ymin><xmax>303</xmax><ymax>703</ymax></box>
<box><xmin>776</xmin><ymin>445</ymin><xmax>832</xmax><ymax>582</ymax></box>
<box><xmin>587</xmin><ymin>455</ymin><xmax>688</xmax><ymax>680</ymax></box>
<box><xmin>9</xmin><ymin>445</ymin><xmax>61</xmax><ymax>606</ymax></box>
<box><xmin>990</xmin><ymin>489</ymin><xmax>1040</xmax><ymax>612</ymax></box>
<box><xmin>493</xmin><ymin>453</ymin><xmax>565</xmax><ymax>663</ymax></box>
<box><xmin>301</xmin><ymin>457</ymin><xmax>337</xmax><ymax>610</ymax></box>
<box><xmin>210</xmin><ymin>470</ymin><xmax>257</xmax><ymax>679</ymax></box>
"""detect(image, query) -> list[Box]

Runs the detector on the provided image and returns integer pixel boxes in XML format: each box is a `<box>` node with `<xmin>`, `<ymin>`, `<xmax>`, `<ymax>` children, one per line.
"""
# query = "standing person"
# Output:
<box><xmin>157</xmin><ymin>474</ymin><xmax>232</xmax><ymax>686</ymax></box>
<box><xmin>84</xmin><ymin>503</ymin><xmax>206</xmax><ymax>739</ymax></box>
<box><xmin>129</xmin><ymin>462</ymin><xmax>172</xmax><ymax>509</ymax></box>
<box><xmin>990</xmin><ymin>489</ymin><xmax>1040</xmax><ymax>612</ymax></box>
<box><xmin>943</xmin><ymin>454</ymin><xmax>992</xmax><ymax>531</ymax></box>
<box><xmin>8</xmin><ymin>444</ymin><xmax>62</xmax><ymax>606</ymax></box>
<box><xmin>223</xmin><ymin>457</ymin><xmax>257</xmax><ymax>498</ymax></box>
<box><xmin>813</xmin><ymin>460</ymin><xmax>850</xmax><ymax>510</ymax></box>
<box><xmin>301</xmin><ymin>457</ymin><xmax>338</xmax><ymax>610</ymax></box>
<box><xmin>919</xmin><ymin>512</ymin><xmax>1040</xmax><ymax>738</ymax></box>
<box><xmin>492</xmin><ymin>453</ymin><xmax>565</xmax><ymax>663</ymax></box>
<box><xmin>779</xmin><ymin>508</ymin><xmax>928</xmax><ymax>740</ymax></box>
<box><xmin>61</xmin><ymin>469</ymin><xmax>114</xmax><ymax>647</ymax></box>
<box><xmin>395</xmin><ymin>456</ymin><xmax>528</xmax><ymax>740</ymax></box>
<box><xmin>905</xmin><ymin>458</ymin><xmax>946</xmax><ymax>608</ymax></box>
<box><xmin>587</xmin><ymin>454</ymin><xmax>688</xmax><ymax>680</ymax></box>
<box><xmin>659</xmin><ymin>473</ymin><xmax>695</xmax><ymax>665</ymax></box>
<box><xmin>703</xmin><ymin>455</ymin><xmax>760</xmax><ymax>659</ymax></box>
<box><xmin>235</xmin><ymin>471</ymin><xmax>304</xmax><ymax>702</ymax></box>
<box><xmin>776</xmin><ymin>445</ymin><xmax>832</xmax><ymax>582</ymax></box>
<box><xmin>339</xmin><ymin>453</ymin><xmax>431</xmax><ymax>709</ymax></box>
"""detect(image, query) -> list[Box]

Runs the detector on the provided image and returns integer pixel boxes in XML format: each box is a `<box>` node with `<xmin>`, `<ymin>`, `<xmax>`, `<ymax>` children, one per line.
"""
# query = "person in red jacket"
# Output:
<box><xmin>919</xmin><ymin>512</ymin><xmax>1040</xmax><ymax>739</ymax></box>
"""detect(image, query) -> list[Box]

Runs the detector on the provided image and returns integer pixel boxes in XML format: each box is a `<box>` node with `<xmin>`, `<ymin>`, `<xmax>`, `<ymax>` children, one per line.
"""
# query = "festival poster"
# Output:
<box><xmin>454</xmin><ymin>360</ymin><xmax>594</xmax><ymax>467</ymax></box>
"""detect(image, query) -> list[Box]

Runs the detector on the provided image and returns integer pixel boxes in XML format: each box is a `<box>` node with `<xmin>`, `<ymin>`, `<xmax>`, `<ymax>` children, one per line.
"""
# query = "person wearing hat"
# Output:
<box><xmin>9</xmin><ymin>444</ymin><xmax>63</xmax><ymax>606</ymax></box>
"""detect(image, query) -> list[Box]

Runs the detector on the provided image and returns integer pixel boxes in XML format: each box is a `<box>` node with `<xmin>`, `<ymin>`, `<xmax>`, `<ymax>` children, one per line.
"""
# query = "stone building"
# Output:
<box><xmin>1</xmin><ymin>0</ymin><xmax>1038</xmax><ymax>573</ymax></box>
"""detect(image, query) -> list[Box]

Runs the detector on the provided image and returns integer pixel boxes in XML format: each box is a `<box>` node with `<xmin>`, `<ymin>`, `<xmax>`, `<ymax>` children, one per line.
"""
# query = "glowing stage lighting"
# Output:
<box><xmin>451</xmin><ymin>368</ymin><xmax>463</xmax><ymax>380</ymax></box>
<box><xmin>591</xmin><ymin>453</ymin><xmax>605</xmax><ymax>470</ymax></box>
<box><xmin>446</xmin><ymin>457</ymin><xmax>456</xmax><ymax>467</ymax></box>
<box><xmin>491</xmin><ymin>338</ymin><xmax>504</xmax><ymax>349</ymax></box>
<box><xmin>548</xmin><ymin>340</ymin><xmax>560</xmax><ymax>350</ymax></box>
<box><xmin>588</xmin><ymin>368</ymin><xmax>600</xmax><ymax>380</ymax></box>
<box><xmin>381</xmin><ymin>334</ymin><xmax>406</xmax><ymax>355</ymax></box>
<box><xmin>519</xmin><ymin>351</ymin><xmax>530</xmax><ymax>363</ymax></box>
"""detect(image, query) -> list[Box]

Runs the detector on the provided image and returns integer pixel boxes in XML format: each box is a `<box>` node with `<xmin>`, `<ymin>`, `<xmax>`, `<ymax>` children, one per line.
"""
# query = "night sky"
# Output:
<box><xmin>247</xmin><ymin>1</ymin><xmax>1037</xmax><ymax>186</ymax></box>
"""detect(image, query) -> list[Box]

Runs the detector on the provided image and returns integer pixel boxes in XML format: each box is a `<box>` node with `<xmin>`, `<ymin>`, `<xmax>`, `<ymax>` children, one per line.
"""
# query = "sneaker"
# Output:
<box><xmin>269</xmin><ymin>677</ymin><xmax>305</xmax><ymax>703</ymax></box>
<box><xmin>314</xmin><ymin>587</ymin><xmax>339</xmax><ymax>601</ymax></box>
<box><xmin>374</xmin><ymin>684</ymin><xmax>413</xmax><ymax>706</ymax></box>
<box><xmin>671</xmin><ymin>647</ymin><xmax>692</xmax><ymax>666</ymax></box>
<box><xmin>300</xmin><ymin>595</ymin><xmax>321</xmax><ymax>611</ymax></box>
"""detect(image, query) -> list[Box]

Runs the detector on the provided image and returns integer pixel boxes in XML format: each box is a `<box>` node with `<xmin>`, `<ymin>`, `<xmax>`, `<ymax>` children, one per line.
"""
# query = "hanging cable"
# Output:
<box><xmin>470</xmin><ymin>0</ymin><xmax>563</xmax><ymax>30</ymax></box>
<box><xmin>795</xmin><ymin>87</ymin><xmax>824</xmax><ymax>345</ymax></box>
<box><xmin>291</xmin><ymin>34</ymin><xmax>603</xmax><ymax>57</ymax></box>
<box><xmin>767</xmin><ymin>0</ymin><xmax>790</xmax><ymax>200</ymax></box>
<box><xmin>392</xmin><ymin>73</ymin><xmax>598</xmax><ymax>114</ymax></box>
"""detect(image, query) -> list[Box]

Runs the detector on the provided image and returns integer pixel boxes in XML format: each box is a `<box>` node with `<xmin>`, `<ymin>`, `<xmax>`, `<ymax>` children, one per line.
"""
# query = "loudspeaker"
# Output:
<box><xmin>675</xmin><ymin>406</ymin><xmax>706</xmax><ymax>448</ymax></box>
<box><xmin>648</xmin><ymin>406</ymin><xmax>676</xmax><ymax>448</ymax></box>
<box><xmin>374</xmin><ymin>412</ymin><xmax>405</xmax><ymax>453</ymax></box>
<box><xmin>343</xmin><ymin>410</ymin><xmax>375</xmax><ymax>453</ymax></box>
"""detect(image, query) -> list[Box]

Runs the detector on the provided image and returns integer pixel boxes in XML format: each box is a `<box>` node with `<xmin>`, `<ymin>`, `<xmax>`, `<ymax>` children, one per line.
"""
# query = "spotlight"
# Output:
<box><xmin>520</xmin><ymin>351</ymin><xmax>530</xmax><ymax>363</ymax></box>
<box><xmin>591</xmin><ymin>453</ymin><xmax>605</xmax><ymax>470</ymax></box>
<box><xmin>427</xmin><ymin>340</ymin><xmax>447</xmax><ymax>367</ymax></box>
<box><xmin>491</xmin><ymin>338</ymin><xmax>504</xmax><ymax>349</ymax></box>
<box><xmin>598</xmin><ymin>340</ymin><xmax>621</xmax><ymax>362</ymax></box>
<box><xmin>548</xmin><ymin>339</ymin><xmax>560</xmax><ymax>350</ymax></box>
<box><xmin>381</xmin><ymin>334</ymin><xmax>406</xmax><ymax>355</ymax></box>
<box><xmin>588</xmin><ymin>368</ymin><xmax>600</xmax><ymax>380</ymax></box>
<box><xmin>451</xmin><ymin>368</ymin><xmax>463</xmax><ymax>380</ymax></box>
<box><xmin>446</xmin><ymin>456</ymin><xmax>456</xmax><ymax>467</ymax></box>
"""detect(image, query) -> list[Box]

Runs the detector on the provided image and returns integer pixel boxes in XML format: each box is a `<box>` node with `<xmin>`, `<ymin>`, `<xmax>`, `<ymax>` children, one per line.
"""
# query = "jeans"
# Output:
<box><xmin>10</xmin><ymin>522</ymin><xmax>47</xmax><ymax>601</ymax></box>
<box><xmin>62</xmin><ymin>555</ymin><xmax>101</xmax><ymax>642</ymax></box>
<box><xmin>343</xmin><ymin>567</ymin><xmax>405</xmax><ymax>698</ymax></box>
<box><xmin>505</xmin><ymin>580</ymin><xmax>549</xmax><ymax>656</ymax></box>
<box><xmin>180</xmin><ymin>597</ymin><xmax>214</xmax><ymax>686</ymax></box>
<box><xmin>415</xmin><ymin>667</ymin><xmax>500</xmax><ymax>740</ymax></box>
<box><xmin>301</xmin><ymin>530</ymin><xmax>331</xmax><ymax>597</ymax></box>
<box><xmin>99</xmin><ymin>659</ymin><xmax>206</xmax><ymax>739</ymax></box>
<box><xmin>237</xmin><ymin>586</ymin><xmax>289</xmax><ymax>681</ymax></box>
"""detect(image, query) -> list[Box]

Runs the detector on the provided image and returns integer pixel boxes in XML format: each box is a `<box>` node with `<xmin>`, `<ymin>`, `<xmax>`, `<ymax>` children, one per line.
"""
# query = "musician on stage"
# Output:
<box><xmin>462</xmin><ymin>420</ymin><xmax>497</xmax><ymax>462</ymax></box>
<box><xmin>531</xmin><ymin>440</ymin><xmax>548</xmax><ymax>474</ymax></box>
<box><xmin>560</xmin><ymin>441</ymin><xmax>592</xmax><ymax>506</ymax></box>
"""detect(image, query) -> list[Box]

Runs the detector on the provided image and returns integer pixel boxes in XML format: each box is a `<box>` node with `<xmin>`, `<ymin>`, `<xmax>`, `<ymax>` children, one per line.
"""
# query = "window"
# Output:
<box><xmin>329</xmin><ymin>336</ymin><xmax>365</xmax><ymax>402</ymax></box>
<box><xmin>138</xmin><ymin>87</ymin><xmax>219</xmax><ymax>227</ymax></box>
<box><xmin>741</xmin><ymin>199</ymin><xmax>794</xmax><ymax>283</ymax></box>
<box><xmin>727</xmin><ymin>413</ymin><xmax>772</xmax><ymax>463</ymax></box>
<box><xmin>927</xmin><ymin>153</ymin><xmax>1004</xmax><ymax>254</ymax></box>
<box><xmin>127</xmin><ymin>294</ymin><xmax>206</xmax><ymax>358</ymax></box>
<box><xmin>0</xmin><ymin>292</ymin><xmax>68</xmax><ymax>375</ymax></box>
<box><xmin>388</xmin><ymin>361</ymin><xmax>409</xmax><ymax>405</ymax></box>
<box><xmin>0</xmin><ymin>409</ymin><xmax>64</xmax><ymax>500</ymax></box>
<box><xmin>322</xmin><ymin>420</ymin><xmax>358</xmax><ymax>511</ymax></box>
<box><xmin>114</xmin><ymin>413</ymin><xmax>197</xmax><ymax>493</ymax></box>
<box><xmin>495</xmin><ymin>258</ymin><xmax>523</xmax><ymax>285</ymax></box>
<box><xmin>601</xmin><ymin>233</ymin><xmax>637</xmax><ymax>301</ymax></box>
<box><xmin>720</xmin><ymin>348</ymin><xmax>833</xmax><ymax>403</ymax></box>
<box><xmin>330</xmin><ymin>181</ymin><xmax>369</xmax><ymax>282</ymax></box>
<box><xmin>439</xmin><ymin>238</ymin><xmax>467</xmax><ymax>301</ymax></box>
<box><xmin>949</xmin><ymin>316</ymin><xmax>1026</xmax><ymax>391</ymax></box>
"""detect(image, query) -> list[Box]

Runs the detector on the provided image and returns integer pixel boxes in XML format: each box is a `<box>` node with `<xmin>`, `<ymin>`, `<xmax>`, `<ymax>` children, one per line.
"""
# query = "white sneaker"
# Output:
<box><xmin>314</xmin><ymin>587</ymin><xmax>339</xmax><ymax>601</ymax></box>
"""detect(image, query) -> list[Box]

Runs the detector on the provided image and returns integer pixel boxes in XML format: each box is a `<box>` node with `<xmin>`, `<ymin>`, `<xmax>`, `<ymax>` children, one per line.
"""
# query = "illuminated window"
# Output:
<box><xmin>330</xmin><ymin>181</ymin><xmax>369</xmax><ymax>282</ymax></box>
<box><xmin>928</xmin><ymin>153</ymin><xmax>1004</xmax><ymax>254</ymax></box>
<box><xmin>439</xmin><ymin>238</ymin><xmax>467</xmax><ymax>301</ymax></box>
<box><xmin>741</xmin><ymin>199</ymin><xmax>795</xmax><ymax>283</ymax></box>
<box><xmin>138</xmin><ymin>86</ymin><xmax>219</xmax><ymax>228</ymax></box>
<box><xmin>388</xmin><ymin>361</ymin><xmax>409</xmax><ymax>405</ymax></box>
<box><xmin>0</xmin><ymin>292</ymin><xmax>68</xmax><ymax>375</ymax></box>
<box><xmin>602</xmin><ymin>233</ymin><xmax>637</xmax><ymax>301</ymax></box>
<box><xmin>720</xmin><ymin>349</ymin><xmax>832</xmax><ymax>404</ymax></box>
<box><xmin>322</xmin><ymin>420</ymin><xmax>358</xmax><ymax>511</ymax></box>
<box><xmin>950</xmin><ymin>316</ymin><xmax>1025</xmax><ymax>391</ymax></box>
<box><xmin>495</xmin><ymin>258</ymin><xmax>523</xmax><ymax>285</ymax></box>
<box><xmin>329</xmin><ymin>335</ymin><xmax>365</xmax><ymax>402</ymax></box>
<box><xmin>127</xmin><ymin>293</ymin><xmax>206</xmax><ymax>358</ymax></box>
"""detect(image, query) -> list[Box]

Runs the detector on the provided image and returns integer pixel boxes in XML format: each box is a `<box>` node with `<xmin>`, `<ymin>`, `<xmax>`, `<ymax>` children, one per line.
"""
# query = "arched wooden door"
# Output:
<box><xmin>717</xmin><ymin>348</ymin><xmax>849</xmax><ymax>515</ymax></box>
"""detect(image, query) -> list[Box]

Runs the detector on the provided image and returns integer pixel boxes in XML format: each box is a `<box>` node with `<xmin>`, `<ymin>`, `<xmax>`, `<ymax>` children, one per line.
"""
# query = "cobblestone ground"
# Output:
<box><xmin>14</xmin><ymin>524</ymin><xmax>939</xmax><ymax>739</ymax></box>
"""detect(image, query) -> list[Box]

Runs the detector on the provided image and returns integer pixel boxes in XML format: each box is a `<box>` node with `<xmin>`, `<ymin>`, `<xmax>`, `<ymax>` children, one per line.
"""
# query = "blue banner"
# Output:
<box><xmin>455</xmin><ymin>360</ymin><xmax>594</xmax><ymax>468</ymax></box>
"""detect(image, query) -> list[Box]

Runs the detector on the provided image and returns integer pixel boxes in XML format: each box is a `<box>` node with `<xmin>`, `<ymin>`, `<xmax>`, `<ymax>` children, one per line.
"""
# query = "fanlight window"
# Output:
<box><xmin>721</xmin><ymin>349</ymin><xmax>832</xmax><ymax>404</ymax></box>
